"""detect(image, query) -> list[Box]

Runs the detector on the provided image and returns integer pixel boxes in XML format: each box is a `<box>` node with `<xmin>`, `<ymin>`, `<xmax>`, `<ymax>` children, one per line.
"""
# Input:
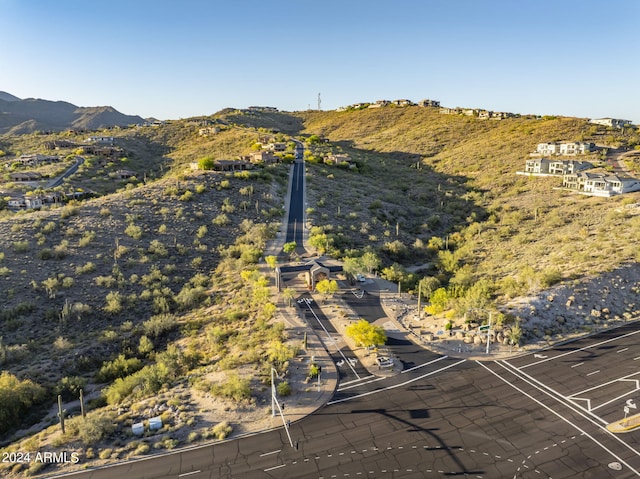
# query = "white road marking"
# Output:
<box><xmin>264</xmin><ymin>464</ymin><xmax>286</xmax><ymax>472</ymax></box>
<box><xmin>259</xmin><ymin>449</ymin><xmax>281</xmax><ymax>457</ymax></box>
<box><xmin>617</xmin><ymin>348</ymin><xmax>629</xmax><ymax>353</ymax></box>
<box><xmin>401</xmin><ymin>355</ymin><xmax>448</xmax><ymax>373</ymax></box>
<box><xmin>304</xmin><ymin>300</ymin><xmax>360</xmax><ymax>379</ymax></box>
<box><xmin>571</xmin><ymin>362</ymin><xmax>584</xmax><ymax>368</ymax></box>
<box><xmin>586</xmin><ymin>370</ymin><xmax>600</xmax><ymax>376</ymax></box>
<box><xmin>178</xmin><ymin>472</ymin><xmax>201</xmax><ymax>478</ymax></box>
<box><xmin>483</xmin><ymin>361</ymin><xmax>640</xmax><ymax>474</ymax></box>
<box><xmin>328</xmin><ymin>360</ymin><xmax>466</xmax><ymax>405</ymax></box>
<box><xmin>339</xmin><ymin>375</ymin><xmax>375</xmax><ymax>386</ymax></box>
<box><xmin>338</xmin><ymin>376</ymin><xmax>386</xmax><ymax>391</ymax></box>
<box><xmin>518</xmin><ymin>328</ymin><xmax>640</xmax><ymax>369</ymax></box>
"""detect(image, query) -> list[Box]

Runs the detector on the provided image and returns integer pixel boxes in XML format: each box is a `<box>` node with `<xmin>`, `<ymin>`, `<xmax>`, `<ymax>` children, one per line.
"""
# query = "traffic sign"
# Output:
<box><xmin>478</xmin><ymin>325</ymin><xmax>490</xmax><ymax>332</ymax></box>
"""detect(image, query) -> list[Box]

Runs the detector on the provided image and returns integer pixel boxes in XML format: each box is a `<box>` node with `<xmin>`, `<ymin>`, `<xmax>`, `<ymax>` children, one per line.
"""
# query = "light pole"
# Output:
<box><xmin>270</xmin><ymin>367</ymin><xmax>294</xmax><ymax>448</ymax></box>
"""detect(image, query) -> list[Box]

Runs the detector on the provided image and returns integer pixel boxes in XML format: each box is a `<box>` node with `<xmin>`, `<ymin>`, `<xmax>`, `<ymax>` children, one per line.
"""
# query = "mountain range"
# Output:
<box><xmin>0</xmin><ymin>91</ymin><xmax>146</xmax><ymax>135</ymax></box>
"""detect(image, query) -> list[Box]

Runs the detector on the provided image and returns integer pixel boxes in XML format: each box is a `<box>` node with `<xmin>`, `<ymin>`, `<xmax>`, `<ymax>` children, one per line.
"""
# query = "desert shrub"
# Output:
<box><xmin>37</xmin><ymin>248</ymin><xmax>53</xmax><ymax>260</ymax></box>
<box><xmin>211</xmin><ymin>373</ymin><xmax>251</xmax><ymax>402</ymax></box>
<box><xmin>69</xmin><ymin>413</ymin><xmax>115</xmax><ymax>445</ymax></box>
<box><xmin>76</xmin><ymin>262</ymin><xmax>96</xmax><ymax>275</ymax></box>
<box><xmin>148</xmin><ymin>239</ymin><xmax>168</xmax><ymax>257</ymax></box>
<box><xmin>41</xmin><ymin>221</ymin><xmax>57</xmax><ymax>234</ymax></box>
<box><xmin>96</xmin><ymin>354</ymin><xmax>143</xmax><ymax>382</ymax></box>
<box><xmin>211</xmin><ymin>421</ymin><xmax>233</xmax><ymax>440</ymax></box>
<box><xmin>142</xmin><ymin>314</ymin><xmax>178</xmax><ymax>338</ymax></box>
<box><xmin>12</xmin><ymin>241</ymin><xmax>29</xmax><ymax>253</ymax></box>
<box><xmin>196</xmin><ymin>225</ymin><xmax>208</xmax><ymax>238</ymax></box>
<box><xmin>138</xmin><ymin>335</ymin><xmax>154</xmax><ymax>356</ymax></box>
<box><xmin>55</xmin><ymin>376</ymin><xmax>88</xmax><ymax>402</ymax></box>
<box><xmin>276</xmin><ymin>381</ymin><xmax>292</xmax><ymax>396</ymax></box>
<box><xmin>104</xmin><ymin>291</ymin><xmax>123</xmax><ymax>314</ymax></box>
<box><xmin>60</xmin><ymin>205</ymin><xmax>79</xmax><ymax>218</ymax></box>
<box><xmin>78</xmin><ymin>230</ymin><xmax>96</xmax><ymax>247</ymax></box>
<box><xmin>125</xmin><ymin>224</ymin><xmax>143</xmax><ymax>240</ymax></box>
<box><xmin>212</xmin><ymin>213</ymin><xmax>231</xmax><ymax>226</ymax></box>
<box><xmin>174</xmin><ymin>285</ymin><xmax>207</xmax><ymax>310</ymax></box>
<box><xmin>0</xmin><ymin>372</ymin><xmax>46</xmax><ymax>435</ymax></box>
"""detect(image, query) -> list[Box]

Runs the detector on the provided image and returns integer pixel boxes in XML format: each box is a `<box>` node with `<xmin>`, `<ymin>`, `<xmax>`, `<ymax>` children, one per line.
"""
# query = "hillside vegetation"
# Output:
<box><xmin>0</xmin><ymin>104</ymin><xmax>639</xmax><ymax>475</ymax></box>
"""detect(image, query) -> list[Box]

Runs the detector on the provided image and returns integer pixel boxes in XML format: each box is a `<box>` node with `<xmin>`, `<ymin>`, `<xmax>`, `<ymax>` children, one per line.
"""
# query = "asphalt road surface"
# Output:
<box><xmin>52</xmin><ymin>322</ymin><xmax>640</xmax><ymax>479</ymax></box>
<box><xmin>284</xmin><ymin>156</ymin><xmax>305</xmax><ymax>251</ymax></box>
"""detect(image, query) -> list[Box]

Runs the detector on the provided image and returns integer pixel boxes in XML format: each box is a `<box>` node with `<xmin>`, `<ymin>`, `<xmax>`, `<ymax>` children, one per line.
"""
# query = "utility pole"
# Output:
<box><xmin>317</xmin><ymin>92</ymin><xmax>322</xmax><ymax>111</ymax></box>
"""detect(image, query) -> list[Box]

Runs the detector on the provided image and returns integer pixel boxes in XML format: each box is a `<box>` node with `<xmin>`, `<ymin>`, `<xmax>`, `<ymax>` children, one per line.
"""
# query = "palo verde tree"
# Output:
<box><xmin>345</xmin><ymin>319</ymin><xmax>386</xmax><ymax>350</ymax></box>
<box><xmin>315</xmin><ymin>278</ymin><xmax>338</xmax><ymax>301</ymax></box>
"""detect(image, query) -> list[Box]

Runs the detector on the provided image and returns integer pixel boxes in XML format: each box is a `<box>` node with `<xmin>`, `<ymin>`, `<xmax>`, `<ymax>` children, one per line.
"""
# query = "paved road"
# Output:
<box><xmin>284</xmin><ymin>147</ymin><xmax>305</xmax><ymax>253</ymax></box>
<box><xmin>46</xmin><ymin>156</ymin><xmax>84</xmax><ymax>188</ymax></box>
<box><xmin>297</xmin><ymin>294</ymin><xmax>369</xmax><ymax>383</ymax></box>
<box><xmin>51</xmin><ymin>323</ymin><xmax>640</xmax><ymax>478</ymax></box>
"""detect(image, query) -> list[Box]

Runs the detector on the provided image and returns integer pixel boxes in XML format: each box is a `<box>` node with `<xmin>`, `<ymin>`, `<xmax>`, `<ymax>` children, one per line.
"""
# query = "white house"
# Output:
<box><xmin>563</xmin><ymin>172</ymin><xmax>640</xmax><ymax>196</ymax></box>
<box><xmin>589</xmin><ymin>118</ymin><xmax>633</xmax><ymax>129</ymax></box>
<box><xmin>525</xmin><ymin>158</ymin><xmax>551</xmax><ymax>174</ymax></box>
<box><xmin>548</xmin><ymin>160</ymin><xmax>593</xmax><ymax>175</ymax></box>
<box><xmin>536</xmin><ymin>142</ymin><xmax>594</xmax><ymax>155</ymax></box>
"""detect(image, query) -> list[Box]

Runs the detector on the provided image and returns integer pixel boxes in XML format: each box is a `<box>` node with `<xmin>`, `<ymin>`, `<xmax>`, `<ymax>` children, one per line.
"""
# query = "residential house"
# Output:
<box><xmin>10</xmin><ymin>172</ymin><xmax>42</xmax><ymax>182</ymax></box>
<box><xmin>247</xmin><ymin>106</ymin><xmax>279</xmax><ymax>112</ymax></box>
<box><xmin>326</xmin><ymin>153</ymin><xmax>357</xmax><ymax>168</ymax></box>
<box><xmin>16</xmin><ymin>154</ymin><xmax>59</xmax><ymax>166</ymax></box>
<box><xmin>368</xmin><ymin>100</ymin><xmax>390</xmax><ymax>108</ymax></box>
<box><xmin>536</xmin><ymin>142</ymin><xmax>594</xmax><ymax>155</ymax></box>
<box><xmin>24</xmin><ymin>196</ymin><xmax>43</xmax><ymax>209</ymax></box>
<box><xmin>525</xmin><ymin>158</ymin><xmax>551</xmax><ymax>174</ymax></box>
<box><xmin>86</xmin><ymin>136</ymin><xmax>115</xmax><ymax>145</ymax></box>
<box><xmin>81</xmin><ymin>145</ymin><xmax>124</xmax><ymax>158</ymax></box>
<box><xmin>491</xmin><ymin>112</ymin><xmax>514</xmax><ymax>120</ymax></box>
<box><xmin>7</xmin><ymin>195</ymin><xmax>43</xmax><ymax>209</ymax></box>
<box><xmin>439</xmin><ymin>107</ymin><xmax>462</xmax><ymax>115</ymax></box>
<box><xmin>266</xmin><ymin>142</ymin><xmax>287</xmax><ymax>152</ymax></box>
<box><xmin>44</xmin><ymin>140</ymin><xmax>77</xmax><ymax>150</ymax></box>
<box><xmin>548</xmin><ymin>160</ymin><xmax>593</xmax><ymax>175</ymax></box>
<box><xmin>213</xmin><ymin>160</ymin><xmax>253</xmax><ymax>172</ymax></box>
<box><xmin>7</xmin><ymin>197</ymin><xmax>25</xmax><ymax>208</ymax></box>
<box><xmin>112</xmin><ymin>169</ymin><xmax>137</xmax><ymax>179</ymax></box>
<box><xmin>563</xmin><ymin>172</ymin><xmax>640</xmax><ymax>196</ymax></box>
<box><xmin>462</xmin><ymin>109</ymin><xmax>478</xmax><ymax>117</ymax></box>
<box><xmin>249</xmin><ymin>151</ymin><xmax>279</xmax><ymax>164</ymax></box>
<box><xmin>589</xmin><ymin>118</ymin><xmax>633</xmax><ymax>128</ymax></box>
<box><xmin>478</xmin><ymin>110</ymin><xmax>492</xmax><ymax>120</ymax></box>
<box><xmin>198</xmin><ymin>127</ymin><xmax>220</xmax><ymax>136</ymax></box>
<box><xmin>392</xmin><ymin>99</ymin><xmax>414</xmax><ymax>106</ymax></box>
<box><xmin>418</xmin><ymin>99</ymin><xmax>440</xmax><ymax>108</ymax></box>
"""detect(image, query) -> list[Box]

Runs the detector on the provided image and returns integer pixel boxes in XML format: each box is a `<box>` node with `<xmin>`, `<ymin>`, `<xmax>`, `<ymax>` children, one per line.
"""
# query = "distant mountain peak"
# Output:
<box><xmin>0</xmin><ymin>93</ymin><xmax>145</xmax><ymax>134</ymax></box>
<box><xmin>0</xmin><ymin>91</ymin><xmax>21</xmax><ymax>102</ymax></box>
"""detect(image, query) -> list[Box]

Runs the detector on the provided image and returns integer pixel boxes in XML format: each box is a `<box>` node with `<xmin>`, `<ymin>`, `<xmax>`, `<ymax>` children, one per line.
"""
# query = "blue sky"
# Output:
<box><xmin>1</xmin><ymin>0</ymin><xmax>639</xmax><ymax>122</ymax></box>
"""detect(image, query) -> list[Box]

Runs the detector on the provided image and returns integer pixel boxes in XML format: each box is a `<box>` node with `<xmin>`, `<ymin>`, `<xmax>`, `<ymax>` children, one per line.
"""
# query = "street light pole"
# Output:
<box><xmin>486</xmin><ymin>312</ymin><xmax>492</xmax><ymax>355</ymax></box>
<box><xmin>271</xmin><ymin>367</ymin><xmax>276</xmax><ymax>417</ymax></box>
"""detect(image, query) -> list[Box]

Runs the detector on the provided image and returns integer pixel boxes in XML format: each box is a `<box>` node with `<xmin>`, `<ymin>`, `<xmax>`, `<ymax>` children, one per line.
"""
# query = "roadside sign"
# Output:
<box><xmin>478</xmin><ymin>325</ymin><xmax>490</xmax><ymax>332</ymax></box>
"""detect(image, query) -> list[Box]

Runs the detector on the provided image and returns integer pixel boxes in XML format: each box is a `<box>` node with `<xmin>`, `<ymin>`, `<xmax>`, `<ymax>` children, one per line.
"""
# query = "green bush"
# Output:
<box><xmin>211</xmin><ymin>421</ymin><xmax>233</xmax><ymax>440</ymax></box>
<box><xmin>142</xmin><ymin>314</ymin><xmax>178</xmax><ymax>338</ymax></box>
<box><xmin>55</xmin><ymin>376</ymin><xmax>88</xmax><ymax>402</ymax></box>
<box><xmin>276</xmin><ymin>381</ymin><xmax>292</xmax><ymax>396</ymax></box>
<box><xmin>211</xmin><ymin>373</ymin><xmax>251</xmax><ymax>402</ymax></box>
<box><xmin>0</xmin><ymin>372</ymin><xmax>46</xmax><ymax>434</ymax></box>
<box><xmin>96</xmin><ymin>354</ymin><xmax>143</xmax><ymax>383</ymax></box>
